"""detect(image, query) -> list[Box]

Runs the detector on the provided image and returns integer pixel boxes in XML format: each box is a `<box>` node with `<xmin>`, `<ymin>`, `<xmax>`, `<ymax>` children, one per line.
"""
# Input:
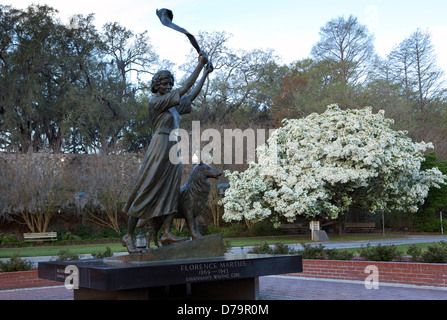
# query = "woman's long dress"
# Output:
<box><xmin>123</xmin><ymin>89</ymin><xmax>191</xmax><ymax>220</ymax></box>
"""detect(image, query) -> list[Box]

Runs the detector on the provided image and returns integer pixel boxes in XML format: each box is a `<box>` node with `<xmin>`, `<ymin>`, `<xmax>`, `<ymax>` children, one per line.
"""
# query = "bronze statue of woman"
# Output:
<box><xmin>122</xmin><ymin>51</ymin><xmax>213</xmax><ymax>253</ymax></box>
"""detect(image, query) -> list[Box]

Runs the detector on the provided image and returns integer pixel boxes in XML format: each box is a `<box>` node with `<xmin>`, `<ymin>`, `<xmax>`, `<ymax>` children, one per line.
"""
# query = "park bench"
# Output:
<box><xmin>23</xmin><ymin>232</ymin><xmax>57</xmax><ymax>243</ymax></box>
<box><xmin>344</xmin><ymin>222</ymin><xmax>376</xmax><ymax>233</ymax></box>
<box><xmin>279</xmin><ymin>223</ymin><xmax>308</xmax><ymax>234</ymax></box>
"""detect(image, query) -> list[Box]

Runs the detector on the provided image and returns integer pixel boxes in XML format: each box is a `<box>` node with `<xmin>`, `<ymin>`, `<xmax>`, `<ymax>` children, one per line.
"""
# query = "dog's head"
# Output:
<box><xmin>196</xmin><ymin>161</ymin><xmax>222</xmax><ymax>179</ymax></box>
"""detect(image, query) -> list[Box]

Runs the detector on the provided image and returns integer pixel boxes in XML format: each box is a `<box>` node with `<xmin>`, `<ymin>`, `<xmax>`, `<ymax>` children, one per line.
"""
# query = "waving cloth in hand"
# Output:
<box><xmin>156</xmin><ymin>8</ymin><xmax>202</xmax><ymax>54</ymax></box>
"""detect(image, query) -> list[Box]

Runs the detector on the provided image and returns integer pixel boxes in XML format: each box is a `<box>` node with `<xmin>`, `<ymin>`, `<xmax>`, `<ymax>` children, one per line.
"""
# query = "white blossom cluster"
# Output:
<box><xmin>220</xmin><ymin>105</ymin><xmax>446</xmax><ymax>225</ymax></box>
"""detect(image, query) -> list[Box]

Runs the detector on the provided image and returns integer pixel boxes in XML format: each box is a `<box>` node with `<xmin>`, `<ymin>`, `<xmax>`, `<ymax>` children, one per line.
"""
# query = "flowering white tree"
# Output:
<box><xmin>220</xmin><ymin>105</ymin><xmax>446</xmax><ymax>226</ymax></box>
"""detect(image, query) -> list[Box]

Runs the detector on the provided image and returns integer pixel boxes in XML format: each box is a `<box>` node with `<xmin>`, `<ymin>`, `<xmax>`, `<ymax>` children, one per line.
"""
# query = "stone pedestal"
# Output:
<box><xmin>73</xmin><ymin>277</ymin><xmax>259</xmax><ymax>300</ymax></box>
<box><xmin>313</xmin><ymin>230</ymin><xmax>329</xmax><ymax>242</ymax></box>
<box><xmin>108</xmin><ymin>233</ymin><xmax>225</xmax><ymax>263</ymax></box>
<box><xmin>38</xmin><ymin>234</ymin><xmax>302</xmax><ymax>300</ymax></box>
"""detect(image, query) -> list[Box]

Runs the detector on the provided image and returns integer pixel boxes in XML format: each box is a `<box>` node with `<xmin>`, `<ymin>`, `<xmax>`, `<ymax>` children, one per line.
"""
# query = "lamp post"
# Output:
<box><xmin>441</xmin><ymin>211</ymin><xmax>444</xmax><ymax>235</ymax></box>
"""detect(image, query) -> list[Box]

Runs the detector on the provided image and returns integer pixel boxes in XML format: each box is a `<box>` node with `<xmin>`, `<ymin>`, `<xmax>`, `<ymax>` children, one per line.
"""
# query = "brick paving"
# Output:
<box><xmin>1</xmin><ymin>276</ymin><xmax>447</xmax><ymax>300</ymax></box>
<box><xmin>0</xmin><ymin>286</ymin><xmax>73</xmax><ymax>300</ymax></box>
<box><xmin>259</xmin><ymin>276</ymin><xmax>447</xmax><ymax>300</ymax></box>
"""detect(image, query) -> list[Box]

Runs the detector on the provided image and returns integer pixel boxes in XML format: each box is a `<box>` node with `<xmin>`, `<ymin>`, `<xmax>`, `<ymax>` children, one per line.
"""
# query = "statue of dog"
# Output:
<box><xmin>137</xmin><ymin>162</ymin><xmax>222</xmax><ymax>248</ymax></box>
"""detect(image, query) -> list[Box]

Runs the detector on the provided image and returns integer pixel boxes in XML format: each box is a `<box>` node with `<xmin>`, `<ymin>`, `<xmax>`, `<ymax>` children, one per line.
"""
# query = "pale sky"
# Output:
<box><xmin>6</xmin><ymin>0</ymin><xmax>447</xmax><ymax>77</ymax></box>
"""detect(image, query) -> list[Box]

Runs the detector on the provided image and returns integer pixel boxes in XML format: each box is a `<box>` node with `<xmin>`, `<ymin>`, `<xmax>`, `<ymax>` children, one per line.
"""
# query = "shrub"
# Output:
<box><xmin>98</xmin><ymin>228</ymin><xmax>123</xmax><ymax>238</ymax></box>
<box><xmin>360</xmin><ymin>243</ymin><xmax>403</xmax><ymax>261</ymax></box>
<box><xmin>407</xmin><ymin>244</ymin><xmax>423</xmax><ymax>262</ymax></box>
<box><xmin>91</xmin><ymin>247</ymin><xmax>113</xmax><ymax>259</ymax></box>
<box><xmin>0</xmin><ymin>254</ymin><xmax>33</xmax><ymax>272</ymax></box>
<box><xmin>248</xmin><ymin>242</ymin><xmax>298</xmax><ymax>255</ymax></box>
<box><xmin>207</xmin><ymin>223</ymin><xmax>248</xmax><ymax>238</ymax></box>
<box><xmin>407</xmin><ymin>242</ymin><xmax>447</xmax><ymax>263</ymax></box>
<box><xmin>248</xmin><ymin>242</ymin><xmax>273</xmax><ymax>254</ymax></box>
<box><xmin>223</xmin><ymin>240</ymin><xmax>232</xmax><ymax>253</ymax></box>
<box><xmin>413</xmin><ymin>215</ymin><xmax>446</xmax><ymax>232</ymax></box>
<box><xmin>74</xmin><ymin>225</ymin><xmax>95</xmax><ymax>239</ymax></box>
<box><xmin>297</xmin><ymin>243</ymin><xmax>326</xmax><ymax>259</ymax></box>
<box><xmin>0</xmin><ymin>233</ymin><xmax>19</xmax><ymax>246</ymax></box>
<box><xmin>206</xmin><ymin>224</ymin><xmax>222</xmax><ymax>236</ymax></box>
<box><xmin>325</xmin><ymin>248</ymin><xmax>354</xmax><ymax>261</ymax></box>
<box><xmin>293</xmin><ymin>243</ymin><xmax>354</xmax><ymax>260</ymax></box>
<box><xmin>271</xmin><ymin>243</ymin><xmax>298</xmax><ymax>255</ymax></box>
<box><xmin>60</xmin><ymin>231</ymin><xmax>82</xmax><ymax>242</ymax></box>
<box><xmin>246</xmin><ymin>222</ymin><xmax>283</xmax><ymax>237</ymax></box>
<box><xmin>55</xmin><ymin>249</ymin><xmax>79</xmax><ymax>261</ymax></box>
<box><xmin>422</xmin><ymin>241</ymin><xmax>447</xmax><ymax>263</ymax></box>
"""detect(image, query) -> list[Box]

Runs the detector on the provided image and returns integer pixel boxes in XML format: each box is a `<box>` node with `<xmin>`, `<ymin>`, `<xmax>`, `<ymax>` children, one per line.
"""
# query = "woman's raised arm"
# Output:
<box><xmin>185</xmin><ymin>63</ymin><xmax>213</xmax><ymax>102</ymax></box>
<box><xmin>178</xmin><ymin>51</ymin><xmax>209</xmax><ymax>96</ymax></box>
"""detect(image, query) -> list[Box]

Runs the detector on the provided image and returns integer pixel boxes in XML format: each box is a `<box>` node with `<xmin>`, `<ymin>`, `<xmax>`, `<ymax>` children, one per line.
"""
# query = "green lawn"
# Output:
<box><xmin>0</xmin><ymin>243</ymin><xmax>127</xmax><ymax>258</ymax></box>
<box><xmin>0</xmin><ymin>234</ymin><xmax>406</xmax><ymax>258</ymax></box>
<box><xmin>226</xmin><ymin>234</ymin><xmax>404</xmax><ymax>247</ymax></box>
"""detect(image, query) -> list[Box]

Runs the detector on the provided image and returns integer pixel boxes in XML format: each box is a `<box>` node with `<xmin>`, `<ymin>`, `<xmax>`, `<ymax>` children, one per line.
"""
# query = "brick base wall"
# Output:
<box><xmin>285</xmin><ymin>259</ymin><xmax>447</xmax><ymax>288</ymax></box>
<box><xmin>0</xmin><ymin>270</ymin><xmax>60</xmax><ymax>290</ymax></box>
<box><xmin>1</xmin><ymin>260</ymin><xmax>446</xmax><ymax>291</ymax></box>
